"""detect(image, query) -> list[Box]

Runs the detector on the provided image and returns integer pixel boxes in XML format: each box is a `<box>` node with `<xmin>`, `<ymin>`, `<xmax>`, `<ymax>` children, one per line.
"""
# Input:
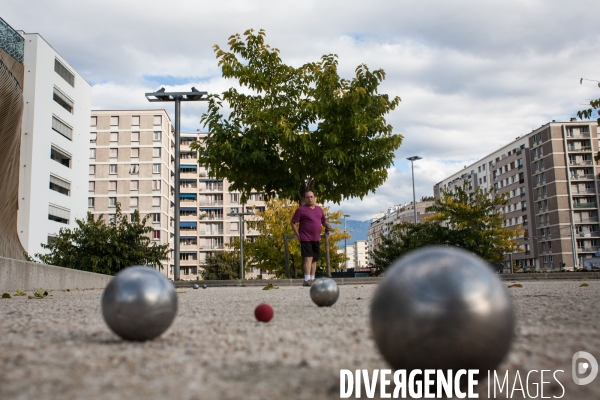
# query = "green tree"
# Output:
<box><xmin>201</xmin><ymin>251</ymin><xmax>239</xmax><ymax>280</ymax></box>
<box><xmin>425</xmin><ymin>182</ymin><xmax>522</xmax><ymax>262</ymax></box>
<box><xmin>239</xmin><ymin>198</ymin><xmax>350</xmax><ymax>278</ymax></box>
<box><xmin>191</xmin><ymin>29</ymin><xmax>402</xmax><ymax>204</ymax></box>
<box><xmin>369</xmin><ymin>182</ymin><xmax>522</xmax><ymax>273</ymax></box>
<box><xmin>577</xmin><ymin>78</ymin><xmax>600</xmax><ymax>164</ymax></box>
<box><xmin>35</xmin><ymin>204</ymin><xmax>169</xmax><ymax>275</ymax></box>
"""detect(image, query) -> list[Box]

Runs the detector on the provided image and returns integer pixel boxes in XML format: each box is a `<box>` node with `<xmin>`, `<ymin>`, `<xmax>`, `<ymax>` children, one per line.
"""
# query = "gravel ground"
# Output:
<box><xmin>0</xmin><ymin>280</ymin><xmax>598</xmax><ymax>400</ymax></box>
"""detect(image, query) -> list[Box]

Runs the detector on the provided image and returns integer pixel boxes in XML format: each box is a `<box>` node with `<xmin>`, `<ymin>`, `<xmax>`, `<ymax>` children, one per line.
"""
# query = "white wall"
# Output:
<box><xmin>18</xmin><ymin>33</ymin><xmax>91</xmax><ymax>256</ymax></box>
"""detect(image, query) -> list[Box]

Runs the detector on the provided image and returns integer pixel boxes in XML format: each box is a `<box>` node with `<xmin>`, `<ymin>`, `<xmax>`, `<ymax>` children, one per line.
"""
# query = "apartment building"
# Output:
<box><xmin>353</xmin><ymin>240</ymin><xmax>369</xmax><ymax>268</ymax></box>
<box><xmin>179</xmin><ymin>131</ymin><xmax>266</xmax><ymax>279</ymax></box>
<box><xmin>89</xmin><ymin>110</ymin><xmax>175</xmax><ymax>275</ymax></box>
<box><xmin>17</xmin><ymin>31</ymin><xmax>92</xmax><ymax>256</ymax></box>
<box><xmin>434</xmin><ymin>120</ymin><xmax>600</xmax><ymax>271</ymax></box>
<box><xmin>366</xmin><ymin>200</ymin><xmax>435</xmax><ymax>258</ymax></box>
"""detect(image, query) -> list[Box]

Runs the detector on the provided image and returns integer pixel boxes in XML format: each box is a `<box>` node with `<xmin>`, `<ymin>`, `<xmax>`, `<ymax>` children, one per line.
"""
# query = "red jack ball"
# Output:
<box><xmin>254</xmin><ymin>303</ymin><xmax>274</xmax><ymax>323</ymax></box>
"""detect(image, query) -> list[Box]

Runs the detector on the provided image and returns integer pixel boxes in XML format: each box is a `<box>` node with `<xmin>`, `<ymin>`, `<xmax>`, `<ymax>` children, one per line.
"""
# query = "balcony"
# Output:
<box><xmin>575</xmin><ymin>217</ymin><xmax>599</xmax><ymax>223</ymax></box>
<box><xmin>198</xmin><ymin>229</ymin><xmax>224</xmax><ymax>235</ymax></box>
<box><xmin>200</xmin><ymin>213</ymin><xmax>223</xmax><ymax>221</ymax></box>
<box><xmin>203</xmin><ymin>185</ymin><xmax>224</xmax><ymax>192</ymax></box>
<box><xmin>576</xmin><ymin>232</ymin><xmax>600</xmax><ymax>238</ymax></box>
<box><xmin>198</xmin><ymin>244</ymin><xmax>225</xmax><ymax>250</ymax></box>
<box><xmin>573</xmin><ymin>188</ymin><xmax>596</xmax><ymax>194</ymax></box>
<box><xmin>570</xmin><ymin>174</ymin><xmax>595</xmax><ymax>181</ymax></box>
<box><xmin>198</xmin><ymin>200</ymin><xmax>223</xmax><ymax>206</ymax></box>
<box><xmin>569</xmin><ymin>160</ymin><xmax>594</xmax><ymax>166</ymax></box>
<box><xmin>567</xmin><ymin>146</ymin><xmax>592</xmax><ymax>152</ymax></box>
<box><xmin>567</xmin><ymin>132</ymin><xmax>591</xmax><ymax>138</ymax></box>
<box><xmin>578</xmin><ymin>246</ymin><xmax>600</xmax><ymax>252</ymax></box>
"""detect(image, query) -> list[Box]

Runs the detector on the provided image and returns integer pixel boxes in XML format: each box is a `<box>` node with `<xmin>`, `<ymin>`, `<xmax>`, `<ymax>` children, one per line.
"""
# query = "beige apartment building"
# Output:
<box><xmin>89</xmin><ymin>110</ymin><xmax>175</xmax><ymax>275</ymax></box>
<box><xmin>435</xmin><ymin>120</ymin><xmax>600</xmax><ymax>271</ymax></box>
<box><xmin>89</xmin><ymin>112</ymin><xmax>267</xmax><ymax>280</ymax></box>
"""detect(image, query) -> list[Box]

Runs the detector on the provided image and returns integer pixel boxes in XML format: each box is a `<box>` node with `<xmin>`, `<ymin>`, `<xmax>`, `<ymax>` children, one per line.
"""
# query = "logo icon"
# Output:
<box><xmin>572</xmin><ymin>351</ymin><xmax>598</xmax><ymax>385</ymax></box>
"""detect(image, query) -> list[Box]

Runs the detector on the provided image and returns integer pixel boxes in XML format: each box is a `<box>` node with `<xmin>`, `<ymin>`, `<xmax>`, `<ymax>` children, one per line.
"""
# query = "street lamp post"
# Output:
<box><xmin>343</xmin><ymin>214</ymin><xmax>350</xmax><ymax>269</ymax></box>
<box><xmin>227</xmin><ymin>206</ymin><xmax>255</xmax><ymax>280</ymax></box>
<box><xmin>146</xmin><ymin>88</ymin><xmax>208</xmax><ymax>281</ymax></box>
<box><xmin>407</xmin><ymin>156</ymin><xmax>422</xmax><ymax>224</ymax></box>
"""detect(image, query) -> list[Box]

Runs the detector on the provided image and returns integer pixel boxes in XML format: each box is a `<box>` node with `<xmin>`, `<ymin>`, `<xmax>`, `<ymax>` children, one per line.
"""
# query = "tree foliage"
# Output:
<box><xmin>370</xmin><ymin>182</ymin><xmax>523</xmax><ymax>273</ymax></box>
<box><xmin>577</xmin><ymin>78</ymin><xmax>600</xmax><ymax>164</ymax></box>
<box><xmin>201</xmin><ymin>251</ymin><xmax>239</xmax><ymax>280</ymax></box>
<box><xmin>239</xmin><ymin>198</ymin><xmax>350</xmax><ymax>277</ymax></box>
<box><xmin>192</xmin><ymin>29</ymin><xmax>402</xmax><ymax>204</ymax></box>
<box><xmin>35</xmin><ymin>204</ymin><xmax>169</xmax><ymax>275</ymax></box>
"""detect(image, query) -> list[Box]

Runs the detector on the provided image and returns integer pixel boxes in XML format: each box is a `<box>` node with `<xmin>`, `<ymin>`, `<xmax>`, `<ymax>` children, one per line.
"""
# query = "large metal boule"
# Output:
<box><xmin>102</xmin><ymin>266</ymin><xmax>177</xmax><ymax>341</ymax></box>
<box><xmin>310</xmin><ymin>278</ymin><xmax>340</xmax><ymax>307</ymax></box>
<box><xmin>370</xmin><ymin>246</ymin><xmax>514</xmax><ymax>372</ymax></box>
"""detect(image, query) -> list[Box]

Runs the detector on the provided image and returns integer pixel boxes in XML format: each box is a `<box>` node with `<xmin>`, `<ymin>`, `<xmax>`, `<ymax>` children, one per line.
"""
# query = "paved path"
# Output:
<box><xmin>1</xmin><ymin>280</ymin><xmax>598</xmax><ymax>399</ymax></box>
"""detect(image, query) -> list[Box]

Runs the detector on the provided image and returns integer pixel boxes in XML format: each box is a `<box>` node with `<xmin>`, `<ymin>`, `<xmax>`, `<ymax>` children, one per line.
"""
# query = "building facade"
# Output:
<box><xmin>366</xmin><ymin>200</ymin><xmax>435</xmax><ymax>258</ymax></box>
<box><xmin>435</xmin><ymin>120</ymin><xmax>600</xmax><ymax>271</ymax></box>
<box><xmin>17</xmin><ymin>31</ymin><xmax>92</xmax><ymax>257</ymax></box>
<box><xmin>352</xmin><ymin>240</ymin><xmax>368</xmax><ymax>268</ymax></box>
<box><xmin>89</xmin><ymin>110</ymin><xmax>175</xmax><ymax>275</ymax></box>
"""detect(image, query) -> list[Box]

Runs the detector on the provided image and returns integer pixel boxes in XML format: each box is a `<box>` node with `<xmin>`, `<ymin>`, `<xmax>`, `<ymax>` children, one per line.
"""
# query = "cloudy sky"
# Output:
<box><xmin>4</xmin><ymin>1</ymin><xmax>599</xmax><ymax>221</ymax></box>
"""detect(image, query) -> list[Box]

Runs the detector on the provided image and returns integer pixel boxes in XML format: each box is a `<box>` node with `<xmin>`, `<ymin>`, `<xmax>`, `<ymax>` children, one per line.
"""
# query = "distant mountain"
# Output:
<box><xmin>332</xmin><ymin>219</ymin><xmax>370</xmax><ymax>247</ymax></box>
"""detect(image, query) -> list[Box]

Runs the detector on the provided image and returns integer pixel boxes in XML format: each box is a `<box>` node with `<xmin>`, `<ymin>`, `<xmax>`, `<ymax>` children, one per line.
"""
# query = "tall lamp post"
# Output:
<box><xmin>227</xmin><ymin>206</ymin><xmax>255</xmax><ymax>280</ymax></box>
<box><xmin>343</xmin><ymin>214</ymin><xmax>350</xmax><ymax>269</ymax></box>
<box><xmin>407</xmin><ymin>156</ymin><xmax>422</xmax><ymax>224</ymax></box>
<box><xmin>146</xmin><ymin>87</ymin><xmax>208</xmax><ymax>281</ymax></box>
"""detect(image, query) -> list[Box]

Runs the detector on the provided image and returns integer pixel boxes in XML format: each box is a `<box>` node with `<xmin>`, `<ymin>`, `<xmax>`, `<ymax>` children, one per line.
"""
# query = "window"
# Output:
<box><xmin>127</xmin><ymin>181</ymin><xmax>138</xmax><ymax>192</ymax></box>
<box><xmin>90</xmin><ymin>132</ymin><xmax>97</xmax><ymax>143</ymax></box>
<box><xmin>153</xmin><ymin>131</ymin><xmax>162</xmax><ymax>141</ymax></box>
<box><xmin>131</xmin><ymin>132</ymin><xmax>140</xmax><ymax>142</ymax></box>
<box><xmin>542</xmin><ymin>172</ymin><xmax>546</xmax><ymax>181</ymax></box>
<box><xmin>53</xmin><ymin>87</ymin><xmax>73</xmax><ymax>113</ymax></box>
<box><xmin>48</xmin><ymin>204</ymin><xmax>70</xmax><ymax>224</ymax></box>
<box><xmin>109</xmin><ymin>197</ymin><xmax>117</xmax><ymax>207</ymax></box>
<box><xmin>132</xmin><ymin>116</ymin><xmax>140</xmax><ymax>125</ymax></box>
<box><xmin>89</xmin><ymin>181</ymin><xmax>95</xmax><ymax>191</ymax></box>
<box><xmin>153</xmin><ymin>164</ymin><xmax>161</xmax><ymax>174</ymax></box>
<box><xmin>131</xmin><ymin>148</ymin><xmax>139</xmax><ymax>158</ymax></box>
<box><xmin>544</xmin><ymin>200</ymin><xmax>548</xmax><ymax>209</ymax></box>
<box><xmin>109</xmin><ymin>164</ymin><xmax>117</xmax><ymax>174</ymax></box>
<box><xmin>109</xmin><ymin>181</ymin><xmax>117</xmax><ymax>191</ymax></box>
<box><xmin>110</xmin><ymin>116</ymin><xmax>119</xmax><ymax>126</ymax></box>
<box><xmin>110</xmin><ymin>132</ymin><xmax>118</xmax><ymax>142</ymax></box>
<box><xmin>108</xmin><ymin>214</ymin><xmax>116</xmax><ymax>223</ymax></box>
<box><xmin>54</xmin><ymin>59</ymin><xmax>74</xmax><ymax>86</ymax></box>
<box><xmin>153</xmin><ymin>197</ymin><xmax>161</xmax><ymax>206</ymax></box>
<box><xmin>152</xmin><ymin>180</ymin><xmax>161</xmax><ymax>190</ymax></box>
<box><xmin>152</xmin><ymin>213</ymin><xmax>161</xmax><ymax>223</ymax></box>
<box><xmin>154</xmin><ymin>115</ymin><xmax>162</xmax><ymax>126</ymax></box>
<box><xmin>152</xmin><ymin>230</ymin><xmax>160</xmax><ymax>240</ymax></box>
<box><xmin>521</xmin><ymin>201</ymin><xmax>527</xmax><ymax>211</ymax></box>
<box><xmin>548</xmin><ymin>241</ymin><xmax>552</xmax><ymax>250</ymax></box>
<box><xmin>541</xmin><ymin>229</ymin><xmax>545</xmax><ymax>237</ymax></box>
<box><xmin>153</xmin><ymin>148</ymin><xmax>161</xmax><ymax>157</ymax></box>
<box><xmin>91</xmin><ymin>116</ymin><xmax>97</xmax><ymax>126</ymax></box>
<box><xmin>50</xmin><ymin>145</ymin><xmax>71</xmax><ymax>168</ymax></box>
<box><xmin>52</xmin><ymin>116</ymin><xmax>73</xmax><ymax>140</ymax></box>
<box><xmin>110</xmin><ymin>148</ymin><xmax>118</xmax><ymax>158</ymax></box>
<box><xmin>483</xmin><ymin>176</ymin><xmax>486</xmax><ymax>183</ymax></box>
<box><xmin>89</xmin><ymin>165</ymin><xmax>95</xmax><ymax>175</ymax></box>
<box><xmin>88</xmin><ymin>197</ymin><xmax>94</xmax><ymax>208</ymax></box>
<box><xmin>231</xmin><ymin>222</ymin><xmax>239</xmax><ymax>231</ymax></box>
<box><xmin>130</xmin><ymin>197</ymin><xmax>138</xmax><ymax>207</ymax></box>
<box><xmin>49</xmin><ymin>175</ymin><xmax>70</xmax><ymax>196</ymax></box>
<box><xmin>130</xmin><ymin>164</ymin><xmax>139</xmax><ymax>174</ymax></box>
<box><xmin>90</xmin><ymin>149</ymin><xmax>96</xmax><ymax>158</ymax></box>
<box><xmin>547</xmin><ymin>228</ymin><xmax>551</xmax><ymax>236</ymax></box>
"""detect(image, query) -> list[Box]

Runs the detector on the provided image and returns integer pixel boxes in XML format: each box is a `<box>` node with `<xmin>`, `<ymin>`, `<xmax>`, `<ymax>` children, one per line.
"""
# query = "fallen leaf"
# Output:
<box><xmin>176</xmin><ymin>290</ymin><xmax>187</xmax><ymax>294</ymax></box>
<box><xmin>262</xmin><ymin>283</ymin><xmax>279</xmax><ymax>290</ymax></box>
<box><xmin>508</xmin><ymin>283</ymin><xmax>523</xmax><ymax>288</ymax></box>
<box><xmin>580</xmin><ymin>283</ymin><xmax>589</xmax><ymax>287</ymax></box>
<box><xmin>15</xmin><ymin>289</ymin><xmax>26</xmax><ymax>296</ymax></box>
<box><xmin>2</xmin><ymin>293</ymin><xmax>11</xmax><ymax>299</ymax></box>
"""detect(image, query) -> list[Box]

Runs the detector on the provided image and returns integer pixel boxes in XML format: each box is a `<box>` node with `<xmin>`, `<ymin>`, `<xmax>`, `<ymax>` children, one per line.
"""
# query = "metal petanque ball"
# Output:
<box><xmin>310</xmin><ymin>278</ymin><xmax>340</xmax><ymax>307</ymax></box>
<box><xmin>102</xmin><ymin>266</ymin><xmax>177</xmax><ymax>341</ymax></box>
<box><xmin>193</xmin><ymin>284</ymin><xmax>199</xmax><ymax>289</ymax></box>
<box><xmin>202</xmin><ymin>284</ymin><xmax>207</xmax><ymax>289</ymax></box>
<box><xmin>370</xmin><ymin>246</ymin><xmax>514</xmax><ymax>372</ymax></box>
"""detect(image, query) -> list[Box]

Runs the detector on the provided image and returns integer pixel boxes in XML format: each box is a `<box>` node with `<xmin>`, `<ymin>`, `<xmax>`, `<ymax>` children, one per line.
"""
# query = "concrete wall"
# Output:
<box><xmin>0</xmin><ymin>256</ymin><xmax>111</xmax><ymax>292</ymax></box>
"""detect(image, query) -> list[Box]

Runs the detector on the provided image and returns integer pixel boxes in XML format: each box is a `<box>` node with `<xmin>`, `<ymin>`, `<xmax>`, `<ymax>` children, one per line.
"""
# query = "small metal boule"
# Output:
<box><xmin>102</xmin><ymin>266</ymin><xmax>177</xmax><ymax>341</ymax></box>
<box><xmin>193</xmin><ymin>284</ymin><xmax>199</xmax><ymax>289</ymax></box>
<box><xmin>370</xmin><ymin>246</ymin><xmax>514</xmax><ymax>373</ymax></box>
<box><xmin>310</xmin><ymin>278</ymin><xmax>339</xmax><ymax>307</ymax></box>
<box><xmin>202</xmin><ymin>284</ymin><xmax>207</xmax><ymax>289</ymax></box>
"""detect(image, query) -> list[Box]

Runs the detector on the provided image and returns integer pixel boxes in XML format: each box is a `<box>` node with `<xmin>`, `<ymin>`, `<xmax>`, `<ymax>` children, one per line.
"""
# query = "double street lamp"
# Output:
<box><xmin>146</xmin><ymin>88</ymin><xmax>208</xmax><ymax>281</ymax></box>
<box><xmin>407</xmin><ymin>156</ymin><xmax>422</xmax><ymax>224</ymax></box>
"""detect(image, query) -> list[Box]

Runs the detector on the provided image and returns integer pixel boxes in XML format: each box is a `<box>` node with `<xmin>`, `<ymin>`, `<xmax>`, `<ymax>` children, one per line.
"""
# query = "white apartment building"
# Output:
<box><xmin>353</xmin><ymin>240</ymin><xmax>368</xmax><ymax>268</ymax></box>
<box><xmin>89</xmin><ymin>110</ymin><xmax>175</xmax><ymax>276</ymax></box>
<box><xmin>17</xmin><ymin>32</ymin><xmax>92</xmax><ymax>256</ymax></box>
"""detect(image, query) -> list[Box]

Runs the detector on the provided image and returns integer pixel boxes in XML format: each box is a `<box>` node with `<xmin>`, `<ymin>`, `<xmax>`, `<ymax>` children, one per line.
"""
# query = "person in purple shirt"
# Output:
<box><xmin>291</xmin><ymin>190</ymin><xmax>332</xmax><ymax>286</ymax></box>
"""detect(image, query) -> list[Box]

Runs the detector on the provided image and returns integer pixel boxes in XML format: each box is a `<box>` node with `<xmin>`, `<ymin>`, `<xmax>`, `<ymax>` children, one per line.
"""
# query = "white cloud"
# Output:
<box><xmin>3</xmin><ymin>0</ymin><xmax>600</xmax><ymax>221</ymax></box>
